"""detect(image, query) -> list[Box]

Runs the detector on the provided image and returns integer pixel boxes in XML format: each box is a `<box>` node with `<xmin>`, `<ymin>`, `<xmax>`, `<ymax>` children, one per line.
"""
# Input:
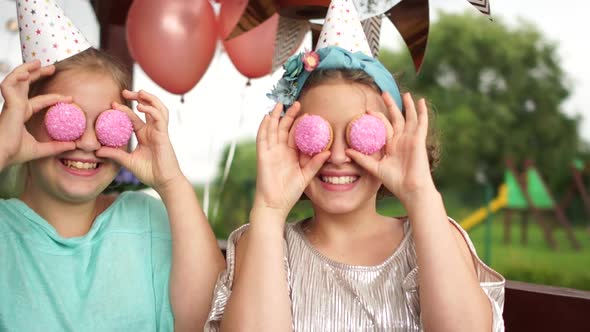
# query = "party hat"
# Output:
<box><xmin>16</xmin><ymin>0</ymin><xmax>91</xmax><ymax>66</ymax></box>
<box><xmin>315</xmin><ymin>0</ymin><xmax>372</xmax><ymax>56</ymax></box>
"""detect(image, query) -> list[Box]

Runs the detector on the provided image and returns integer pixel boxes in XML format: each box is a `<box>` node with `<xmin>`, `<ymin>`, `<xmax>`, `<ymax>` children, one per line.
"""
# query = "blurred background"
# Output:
<box><xmin>1</xmin><ymin>0</ymin><xmax>589</xmax><ymax>292</ymax></box>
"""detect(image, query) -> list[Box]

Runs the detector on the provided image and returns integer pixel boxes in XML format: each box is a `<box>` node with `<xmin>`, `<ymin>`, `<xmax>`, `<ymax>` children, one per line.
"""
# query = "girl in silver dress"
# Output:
<box><xmin>206</xmin><ymin>1</ymin><xmax>504</xmax><ymax>331</ymax></box>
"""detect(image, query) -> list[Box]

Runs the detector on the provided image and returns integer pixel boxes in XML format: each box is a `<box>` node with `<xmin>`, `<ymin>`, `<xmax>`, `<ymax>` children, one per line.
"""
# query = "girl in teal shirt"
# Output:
<box><xmin>0</xmin><ymin>48</ymin><xmax>224</xmax><ymax>331</ymax></box>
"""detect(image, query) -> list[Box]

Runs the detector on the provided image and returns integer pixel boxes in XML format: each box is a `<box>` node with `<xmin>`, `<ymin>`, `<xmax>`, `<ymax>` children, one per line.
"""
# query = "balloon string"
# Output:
<box><xmin>203</xmin><ymin>139</ymin><xmax>214</xmax><ymax>218</ymax></box>
<box><xmin>176</xmin><ymin>99</ymin><xmax>183</xmax><ymax>127</ymax></box>
<box><xmin>213</xmin><ymin>80</ymin><xmax>249</xmax><ymax>220</ymax></box>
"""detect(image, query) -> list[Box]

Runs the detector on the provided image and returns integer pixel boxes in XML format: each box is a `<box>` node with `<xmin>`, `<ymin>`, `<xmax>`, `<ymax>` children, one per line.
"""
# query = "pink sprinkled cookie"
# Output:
<box><xmin>294</xmin><ymin>115</ymin><xmax>333</xmax><ymax>156</ymax></box>
<box><xmin>44</xmin><ymin>103</ymin><xmax>86</xmax><ymax>141</ymax></box>
<box><xmin>346</xmin><ymin>114</ymin><xmax>387</xmax><ymax>155</ymax></box>
<box><xmin>95</xmin><ymin>110</ymin><xmax>133</xmax><ymax>147</ymax></box>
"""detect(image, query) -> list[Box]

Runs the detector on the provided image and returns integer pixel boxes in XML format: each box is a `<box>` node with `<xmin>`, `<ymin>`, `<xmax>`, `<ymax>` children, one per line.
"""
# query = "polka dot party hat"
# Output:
<box><xmin>16</xmin><ymin>0</ymin><xmax>91</xmax><ymax>66</ymax></box>
<box><xmin>315</xmin><ymin>0</ymin><xmax>372</xmax><ymax>56</ymax></box>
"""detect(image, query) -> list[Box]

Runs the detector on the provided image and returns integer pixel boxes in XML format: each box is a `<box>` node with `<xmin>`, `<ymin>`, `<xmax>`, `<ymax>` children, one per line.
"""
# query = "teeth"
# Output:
<box><xmin>321</xmin><ymin>176</ymin><xmax>358</xmax><ymax>184</ymax></box>
<box><xmin>63</xmin><ymin>160</ymin><xmax>98</xmax><ymax>170</ymax></box>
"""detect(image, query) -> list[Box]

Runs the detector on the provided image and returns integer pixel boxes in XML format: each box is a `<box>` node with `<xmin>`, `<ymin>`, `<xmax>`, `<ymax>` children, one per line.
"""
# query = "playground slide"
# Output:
<box><xmin>460</xmin><ymin>185</ymin><xmax>508</xmax><ymax>231</ymax></box>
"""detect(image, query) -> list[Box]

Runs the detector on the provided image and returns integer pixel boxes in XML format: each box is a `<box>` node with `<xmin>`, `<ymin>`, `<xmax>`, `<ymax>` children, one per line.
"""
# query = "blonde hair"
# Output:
<box><xmin>29</xmin><ymin>48</ymin><xmax>131</xmax><ymax>98</ymax></box>
<box><xmin>0</xmin><ymin>48</ymin><xmax>131</xmax><ymax>198</ymax></box>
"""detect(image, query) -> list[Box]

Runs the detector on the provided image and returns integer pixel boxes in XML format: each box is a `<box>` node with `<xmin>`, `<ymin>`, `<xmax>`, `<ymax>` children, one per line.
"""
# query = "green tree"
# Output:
<box><xmin>207</xmin><ymin>140</ymin><xmax>315</xmax><ymax>238</ymax></box>
<box><xmin>380</xmin><ymin>12</ymin><xmax>582</xmax><ymax>193</ymax></box>
<box><xmin>207</xmin><ymin>141</ymin><xmax>258</xmax><ymax>239</ymax></box>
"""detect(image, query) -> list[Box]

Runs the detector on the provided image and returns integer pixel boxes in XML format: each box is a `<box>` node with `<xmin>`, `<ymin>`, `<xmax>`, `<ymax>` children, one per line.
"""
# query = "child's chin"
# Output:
<box><xmin>57</xmin><ymin>185</ymin><xmax>105</xmax><ymax>203</ymax></box>
<box><xmin>317</xmin><ymin>200</ymin><xmax>360</xmax><ymax>215</ymax></box>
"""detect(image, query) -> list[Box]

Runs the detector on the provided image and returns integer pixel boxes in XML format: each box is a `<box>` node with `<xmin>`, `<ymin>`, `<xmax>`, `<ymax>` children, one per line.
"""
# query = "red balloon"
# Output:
<box><xmin>218</xmin><ymin>0</ymin><xmax>248</xmax><ymax>40</ymax></box>
<box><xmin>126</xmin><ymin>0</ymin><xmax>217</xmax><ymax>94</ymax></box>
<box><xmin>222</xmin><ymin>14</ymin><xmax>279</xmax><ymax>79</ymax></box>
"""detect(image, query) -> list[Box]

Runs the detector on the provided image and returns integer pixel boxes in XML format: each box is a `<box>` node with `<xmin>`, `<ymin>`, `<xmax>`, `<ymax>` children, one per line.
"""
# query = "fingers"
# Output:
<box><xmin>31</xmin><ymin>141</ymin><xmax>76</xmax><ymax>161</ymax></box>
<box><xmin>96</xmin><ymin>146</ymin><xmax>132</xmax><ymax>169</ymax></box>
<box><xmin>383</xmin><ymin>92</ymin><xmax>405</xmax><ymax>138</ymax></box>
<box><xmin>301</xmin><ymin>150</ymin><xmax>331</xmax><ymax>183</ymax></box>
<box><xmin>30</xmin><ymin>94</ymin><xmax>72</xmax><ymax>114</ymax></box>
<box><xmin>267</xmin><ymin>102</ymin><xmax>282</xmax><ymax>145</ymax></box>
<box><xmin>123</xmin><ymin>89</ymin><xmax>169</xmax><ymax>123</ymax></box>
<box><xmin>136</xmin><ymin>103</ymin><xmax>167</xmax><ymax>132</ymax></box>
<box><xmin>416</xmin><ymin>98</ymin><xmax>429</xmax><ymax>139</ymax></box>
<box><xmin>401</xmin><ymin>93</ymin><xmax>418</xmax><ymax>132</ymax></box>
<box><xmin>345</xmin><ymin>148</ymin><xmax>379</xmax><ymax>177</ymax></box>
<box><xmin>278</xmin><ymin>102</ymin><xmax>301</xmax><ymax>144</ymax></box>
<box><xmin>119</xmin><ymin>89</ymin><xmax>168</xmax><ymax>133</ymax></box>
<box><xmin>256</xmin><ymin>114</ymin><xmax>270</xmax><ymax>150</ymax></box>
<box><xmin>112</xmin><ymin>101</ymin><xmax>145</xmax><ymax>132</ymax></box>
<box><xmin>30</xmin><ymin>65</ymin><xmax>56</xmax><ymax>84</ymax></box>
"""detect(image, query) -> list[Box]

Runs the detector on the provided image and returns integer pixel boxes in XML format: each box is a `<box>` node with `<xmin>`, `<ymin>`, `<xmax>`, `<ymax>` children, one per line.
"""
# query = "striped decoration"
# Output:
<box><xmin>272</xmin><ymin>17</ymin><xmax>310</xmax><ymax>71</ymax></box>
<box><xmin>361</xmin><ymin>16</ymin><xmax>382</xmax><ymax>58</ymax></box>
<box><xmin>467</xmin><ymin>0</ymin><xmax>491</xmax><ymax>16</ymax></box>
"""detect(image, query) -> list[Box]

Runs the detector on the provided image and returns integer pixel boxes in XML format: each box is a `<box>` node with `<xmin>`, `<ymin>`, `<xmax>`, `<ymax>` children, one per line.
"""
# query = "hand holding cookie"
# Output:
<box><xmin>0</xmin><ymin>60</ymin><xmax>74</xmax><ymax>169</ymax></box>
<box><xmin>96</xmin><ymin>89</ymin><xmax>183</xmax><ymax>194</ymax></box>
<box><xmin>345</xmin><ymin>92</ymin><xmax>435</xmax><ymax>203</ymax></box>
<box><xmin>253</xmin><ymin>102</ymin><xmax>331</xmax><ymax>220</ymax></box>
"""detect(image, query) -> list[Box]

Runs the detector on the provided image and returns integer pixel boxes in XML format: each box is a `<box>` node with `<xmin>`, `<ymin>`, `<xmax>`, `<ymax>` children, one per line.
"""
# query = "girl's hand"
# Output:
<box><xmin>253</xmin><ymin>102</ymin><xmax>330</xmax><ymax>219</ymax></box>
<box><xmin>346</xmin><ymin>92</ymin><xmax>435</xmax><ymax>203</ymax></box>
<box><xmin>0</xmin><ymin>60</ymin><xmax>74</xmax><ymax>169</ymax></box>
<box><xmin>96</xmin><ymin>89</ymin><xmax>184</xmax><ymax>194</ymax></box>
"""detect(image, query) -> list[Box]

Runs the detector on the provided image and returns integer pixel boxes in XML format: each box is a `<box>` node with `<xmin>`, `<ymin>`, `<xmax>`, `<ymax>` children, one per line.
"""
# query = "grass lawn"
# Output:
<box><xmin>468</xmin><ymin>218</ymin><xmax>590</xmax><ymax>291</ymax></box>
<box><xmin>376</xmin><ymin>196</ymin><xmax>590</xmax><ymax>291</ymax></box>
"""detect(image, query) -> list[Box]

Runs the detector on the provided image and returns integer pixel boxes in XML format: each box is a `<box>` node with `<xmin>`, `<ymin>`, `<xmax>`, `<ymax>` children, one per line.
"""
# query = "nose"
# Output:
<box><xmin>75</xmin><ymin>122</ymin><xmax>101</xmax><ymax>152</ymax></box>
<box><xmin>327</xmin><ymin>130</ymin><xmax>351</xmax><ymax>164</ymax></box>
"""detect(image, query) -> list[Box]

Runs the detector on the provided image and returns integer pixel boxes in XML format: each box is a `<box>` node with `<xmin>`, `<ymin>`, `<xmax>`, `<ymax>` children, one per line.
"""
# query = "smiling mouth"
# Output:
<box><xmin>319</xmin><ymin>175</ymin><xmax>359</xmax><ymax>185</ymax></box>
<box><xmin>60</xmin><ymin>159</ymin><xmax>100</xmax><ymax>170</ymax></box>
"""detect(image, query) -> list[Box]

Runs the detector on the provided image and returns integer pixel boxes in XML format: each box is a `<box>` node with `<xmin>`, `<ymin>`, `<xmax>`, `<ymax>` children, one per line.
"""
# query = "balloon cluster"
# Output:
<box><xmin>126</xmin><ymin>0</ymin><xmax>284</xmax><ymax>95</ymax></box>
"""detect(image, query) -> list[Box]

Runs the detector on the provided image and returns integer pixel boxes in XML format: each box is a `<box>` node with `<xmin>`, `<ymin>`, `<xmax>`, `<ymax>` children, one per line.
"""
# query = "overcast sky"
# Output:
<box><xmin>1</xmin><ymin>0</ymin><xmax>588</xmax><ymax>184</ymax></box>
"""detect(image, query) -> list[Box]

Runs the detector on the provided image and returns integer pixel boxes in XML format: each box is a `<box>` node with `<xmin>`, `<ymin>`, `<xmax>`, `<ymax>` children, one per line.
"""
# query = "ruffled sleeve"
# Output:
<box><xmin>401</xmin><ymin>218</ymin><xmax>506</xmax><ymax>332</ymax></box>
<box><xmin>204</xmin><ymin>224</ymin><xmax>249</xmax><ymax>332</ymax></box>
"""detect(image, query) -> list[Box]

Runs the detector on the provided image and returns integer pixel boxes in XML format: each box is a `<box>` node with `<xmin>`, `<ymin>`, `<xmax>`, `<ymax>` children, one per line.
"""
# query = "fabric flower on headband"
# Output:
<box><xmin>267</xmin><ymin>51</ymin><xmax>320</xmax><ymax>105</ymax></box>
<box><xmin>302</xmin><ymin>51</ymin><xmax>320</xmax><ymax>71</ymax></box>
<box><xmin>267</xmin><ymin>76</ymin><xmax>298</xmax><ymax>105</ymax></box>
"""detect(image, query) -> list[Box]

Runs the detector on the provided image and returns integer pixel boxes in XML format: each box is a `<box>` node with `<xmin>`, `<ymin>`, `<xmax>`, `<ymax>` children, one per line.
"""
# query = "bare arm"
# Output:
<box><xmin>97</xmin><ymin>90</ymin><xmax>224</xmax><ymax>331</ymax></box>
<box><xmin>220</xmin><ymin>211</ymin><xmax>292</xmax><ymax>331</ymax></box>
<box><xmin>219</xmin><ymin>102</ymin><xmax>329</xmax><ymax>331</ymax></box>
<box><xmin>157</xmin><ymin>177</ymin><xmax>225</xmax><ymax>331</ymax></box>
<box><xmin>347</xmin><ymin>93</ymin><xmax>494</xmax><ymax>331</ymax></box>
<box><xmin>404</xmin><ymin>189</ymin><xmax>492</xmax><ymax>332</ymax></box>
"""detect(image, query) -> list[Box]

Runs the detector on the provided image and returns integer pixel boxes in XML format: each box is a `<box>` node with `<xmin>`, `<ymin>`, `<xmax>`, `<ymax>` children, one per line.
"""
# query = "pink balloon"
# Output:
<box><xmin>218</xmin><ymin>0</ymin><xmax>248</xmax><ymax>40</ymax></box>
<box><xmin>126</xmin><ymin>0</ymin><xmax>217</xmax><ymax>94</ymax></box>
<box><xmin>222</xmin><ymin>14</ymin><xmax>279</xmax><ymax>79</ymax></box>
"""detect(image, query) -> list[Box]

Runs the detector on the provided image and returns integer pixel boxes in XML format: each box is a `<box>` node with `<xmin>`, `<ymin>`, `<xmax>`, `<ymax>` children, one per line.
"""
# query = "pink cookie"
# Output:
<box><xmin>346</xmin><ymin>114</ymin><xmax>386</xmax><ymax>155</ymax></box>
<box><xmin>95</xmin><ymin>110</ymin><xmax>133</xmax><ymax>147</ymax></box>
<box><xmin>294</xmin><ymin>115</ymin><xmax>333</xmax><ymax>156</ymax></box>
<box><xmin>44</xmin><ymin>103</ymin><xmax>86</xmax><ymax>141</ymax></box>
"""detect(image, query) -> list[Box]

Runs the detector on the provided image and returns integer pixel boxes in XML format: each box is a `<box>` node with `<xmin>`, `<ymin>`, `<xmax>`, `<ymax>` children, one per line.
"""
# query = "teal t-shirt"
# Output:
<box><xmin>0</xmin><ymin>191</ymin><xmax>174</xmax><ymax>331</ymax></box>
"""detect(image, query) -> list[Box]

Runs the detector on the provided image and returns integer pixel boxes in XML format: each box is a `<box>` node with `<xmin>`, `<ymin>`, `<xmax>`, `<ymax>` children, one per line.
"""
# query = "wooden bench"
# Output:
<box><xmin>504</xmin><ymin>280</ymin><xmax>590</xmax><ymax>331</ymax></box>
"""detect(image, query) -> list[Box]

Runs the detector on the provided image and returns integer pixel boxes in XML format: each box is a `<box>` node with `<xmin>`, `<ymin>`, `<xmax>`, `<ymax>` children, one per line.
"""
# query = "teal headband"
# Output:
<box><xmin>268</xmin><ymin>46</ymin><xmax>403</xmax><ymax>110</ymax></box>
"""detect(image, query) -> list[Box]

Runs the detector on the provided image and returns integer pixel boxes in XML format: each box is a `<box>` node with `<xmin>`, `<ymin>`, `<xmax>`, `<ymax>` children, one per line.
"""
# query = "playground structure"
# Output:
<box><xmin>460</xmin><ymin>160</ymin><xmax>590</xmax><ymax>250</ymax></box>
<box><xmin>559</xmin><ymin>160</ymin><xmax>590</xmax><ymax>231</ymax></box>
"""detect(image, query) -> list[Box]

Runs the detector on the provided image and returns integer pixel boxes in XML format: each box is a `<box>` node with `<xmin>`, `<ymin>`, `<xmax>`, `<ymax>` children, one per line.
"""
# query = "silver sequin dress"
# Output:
<box><xmin>206</xmin><ymin>218</ymin><xmax>505</xmax><ymax>331</ymax></box>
